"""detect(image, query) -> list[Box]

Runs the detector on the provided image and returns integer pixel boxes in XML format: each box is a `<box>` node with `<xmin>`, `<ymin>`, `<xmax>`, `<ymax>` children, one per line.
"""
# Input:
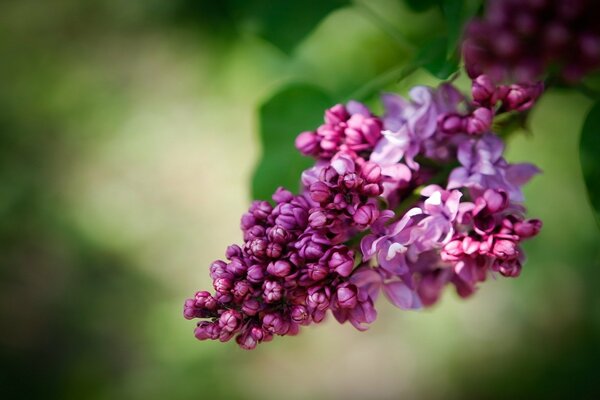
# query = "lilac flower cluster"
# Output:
<box><xmin>184</xmin><ymin>77</ymin><xmax>543</xmax><ymax>348</ymax></box>
<box><xmin>463</xmin><ymin>0</ymin><xmax>600</xmax><ymax>83</ymax></box>
<box><xmin>184</xmin><ymin>154</ymin><xmax>386</xmax><ymax>349</ymax></box>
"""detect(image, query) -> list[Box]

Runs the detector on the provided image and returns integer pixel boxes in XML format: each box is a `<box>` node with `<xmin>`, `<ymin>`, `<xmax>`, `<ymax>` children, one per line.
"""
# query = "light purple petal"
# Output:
<box><xmin>383</xmin><ymin>281</ymin><xmax>420</xmax><ymax>310</ymax></box>
<box><xmin>506</xmin><ymin>163</ymin><xmax>541</xmax><ymax>186</ymax></box>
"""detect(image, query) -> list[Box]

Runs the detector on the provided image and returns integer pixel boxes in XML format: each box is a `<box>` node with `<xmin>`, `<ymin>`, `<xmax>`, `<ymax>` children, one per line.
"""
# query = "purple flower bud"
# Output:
<box><xmin>492</xmin><ymin>238</ymin><xmax>518</xmax><ymax>259</ymax></box>
<box><xmin>245</xmin><ymin>225</ymin><xmax>265</xmax><ymax>241</ymax></box>
<box><xmin>248</xmin><ymin>238</ymin><xmax>267</xmax><ymax>258</ymax></box>
<box><xmin>514</xmin><ymin>218</ymin><xmax>542</xmax><ymax>238</ymax></box>
<box><xmin>219</xmin><ymin>309</ymin><xmax>243</xmax><ymax>333</ymax></box>
<box><xmin>236</xmin><ymin>330</ymin><xmax>258</xmax><ymax>350</ymax></box>
<box><xmin>353</xmin><ymin>204</ymin><xmax>379</xmax><ymax>228</ymax></box>
<box><xmin>361</xmin><ymin>161</ymin><xmax>382</xmax><ymax>183</ymax></box>
<box><xmin>441</xmin><ymin>238</ymin><xmax>464</xmax><ymax>261</ymax></box>
<box><xmin>195</xmin><ymin>321</ymin><xmax>220</xmax><ymax>341</ymax></box>
<box><xmin>290</xmin><ymin>305</ymin><xmax>309</xmax><ymax>324</ymax></box>
<box><xmin>262</xmin><ymin>312</ymin><xmax>290</xmax><ymax>335</ymax></box>
<box><xmin>494</xmin><ymin>259</ymin><xmax>522</xmax><ymax>277</ymax></box>
<box><xmin>307</xmin><ymin>286</ymin><xmax>331</xmax><ymax>312</ymax></box>
<box><xmin>233</xmin><ymin>280</ymin><xmax>252</xmax><ymax>301</ymax></box>
<box><xmin>209</xmin><ymin>260</ymin><xmax>230</xmax><ymax>280</ymax></box>
<box><xmin>326</xmin><ymin>247</ymin><xmax>354</xmax><ymax>277</ymax></box>
<box><xmin>226</xmin><ymin>244</ymin><xmax>242</xmax><ymax>260</ymax></box>
<box><xmin>295</xmin><ymin>131</ymin><xmax>319</xmax><ymax>156</ymax></box>
<box><xmin>262</xmin><ymin>280</ymin><xmax>283</xmax><ymax>303</ymax></box>
<box><xmin>267</xmin><ymin>260</ymin><xmax>292</xmax><ymax>277</ymax></box>
<box><xmin>265</xmin><ymin>242</ymin><xmax>283</xmax><ymax>259</ymax></box>
<box><xmin>195</xmin><ymin>291</ymin><xmax>217</xmax><ymax>310</ymax></box>
<box><xmin>483</xmin><ymin>189</ymin><xmax>509</xmax><ymax>213</ymax></box>
<box><xmin>306</xmin><ymin>263</ymin><xmax>329</xmax><ymax>282</ymax></box>
<box><xmin>362</xmin><ymin>182</ymin><xmax>382</xmax><ymax>197</ymax></box>
<box><xmin>309</xmin><ymin>181</ymin><xmax>331</xmax><ymax>203</ymax></box>
<box><xmin>242</xmin><ymin>298</ymin><xmax>261</xmax><ymax>316</ymax></box>
<box><xmin>251</xmin><ymin>201</ymin><xmax>272</xmax><ymax>220</ymax></box>
<box><xmin>462</xmin><ymin>236</ymin><xmax>480</xmax><ymax>255</ymax></box>
<box><xmin>247</xmin><ymin>264</ymin><xmax>264</xmax><ymax>284</ymax></box>
<box><xmin>272</xmin><ymin>187</ymin><xmax>294</xmax><ymax>204</ymax></box>
<box><xmin>324</xmin><ymin>104</ymin><xmax>349</xmax><ymax>125</ymax></box>
<box><xmin>267</xmin><ymin>225</ymin><xmax>289</xmax><ymax>244</ymax></box>
<box><xmin>213</xmin><ymin>277</ymin><xmax>233</xmax><ymax>293</ymax></box>
<box><xmin>227</xmin><ymin>258</ymin><xmax>247</xmax><ymax>276</ymax></box>
<box><xmin>308</xmin><ymin>209</ymin><xmax>329</xmax><ymax>229</ymax></box>
<box><xmin>336</xmin><ymin>284</ymin><xmax>358</xmax><ymax>309</ymax></box>
<box><xmin>250</xmin><ymin>325</ymin><xmax>265</xmax><ymax>341</ymax></box>
<box><xmin>466</xmin><ymin>107</ymin><xmax>493</xmax><ymax>135</ymax></box>
<box><xmin>343</xmin><ymin>173</ymin><xmax>361</xmax><ymax>189</ymax></box>
<box><xmin>240</xmin><ymin>213</ymin><xmax>256</xmax><ymax>230</ymax></box>
<box><xmin>472</xmin><ymin>74</ymin><xmax>496</xmax><ymax>105</ymax></box>
<box><xmin>438</xmin><ymin>113</ymin><xmax>465</xmax><ymax>134</ymax></box>
<box><xmin>214</xmin><ymin>291</ymin><xmax>233</xmax><ymax>304</ymax></box>
<box><xmin>503</xmin><ymin>83</ymin><xmax>543</xmax><ymax>112</ymax></box>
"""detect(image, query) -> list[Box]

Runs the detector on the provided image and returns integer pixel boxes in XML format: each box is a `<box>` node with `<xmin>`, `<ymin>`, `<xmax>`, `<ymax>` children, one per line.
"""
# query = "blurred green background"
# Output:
<box><xmin>1</xmin><ymin>0</ymin><xmax>599</xmax><ymax>399</ymax></box>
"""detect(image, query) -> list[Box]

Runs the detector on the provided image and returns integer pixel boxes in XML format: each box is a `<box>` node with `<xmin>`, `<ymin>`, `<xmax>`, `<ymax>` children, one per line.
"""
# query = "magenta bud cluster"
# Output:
<box><xmin>463</xmin><ymin>0</ymin><xmax>600</xmax><ymax>83</ymax></box>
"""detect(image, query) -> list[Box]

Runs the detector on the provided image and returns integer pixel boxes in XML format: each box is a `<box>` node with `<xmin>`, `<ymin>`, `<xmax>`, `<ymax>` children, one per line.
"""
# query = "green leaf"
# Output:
<box><xmin>440</xmin><ymin>0</ymin><xmax>482</xmax><ymax>57</ymax></box>
<box><xmin>580</xmin><ymin>101</ymin><xmax>600</xmax><ymax>228</ymax></box>
<box><xmin>414</xmin><ymin>36</ymin><xmax>459</xmax><ymax>79</ymax></box>
<box><xmin>252</xmin><ymin>84</ymin><xmax>333</xmax><ymax>200</ymax></box>
<box><xmin>404</xmin><ymin>0</ymin><xmax>439</xmax><ymax>12</ymax></box>
<box><xmin>240</xmin><ymin>0</ymin><xmax>349</xmax><ymax>54</ymax></box>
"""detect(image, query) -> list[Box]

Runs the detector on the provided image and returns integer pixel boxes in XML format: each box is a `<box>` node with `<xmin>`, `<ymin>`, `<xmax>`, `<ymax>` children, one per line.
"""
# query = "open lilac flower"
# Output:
<box><xmin>448</xmin><ymin>133</ymin><xmax>540</xmax><ymax>202</ymax></box>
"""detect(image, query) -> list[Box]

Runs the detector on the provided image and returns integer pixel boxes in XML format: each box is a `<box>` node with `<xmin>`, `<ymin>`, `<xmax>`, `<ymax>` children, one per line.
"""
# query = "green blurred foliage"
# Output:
<box><xmin>0</xmin><ymin>0</ymin><xmax>599</xmax><ymax>399</ymax></box>
<box><xmin>580</xmin><ymin>101</ymin><xmax>600</xmax><ymax>227</ymax></box>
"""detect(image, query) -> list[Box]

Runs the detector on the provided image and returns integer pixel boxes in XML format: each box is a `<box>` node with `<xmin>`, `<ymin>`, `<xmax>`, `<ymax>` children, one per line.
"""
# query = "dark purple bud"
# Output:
<box><xmin>438</xmin><ymin>113</ymin><xmax>465</xmax><ymax>134</ymax></box>
<box><xmin>494</xmin><ymin>259</ymin><xmax>522</xmax><ymax>277</ymax></box>
<box><xmin>209</xmin><ymin>260</ymin><xmax>229</xmax><ymax>280</ymax></box>
<box><xmin>219</xmin><ymin>309</ymin><xmax>243</xmax><ymax>333</ymax></box>
<box><xmin>309</xmin><ymin>181</ymin><xmax>331</xmax><ymax>203</ymax></box>
<box><xmin>353</xmin><ymin>204</ymin><xmax>379</xmax><ymax>228</ymax></box>
<box><xmin>361</xmin><ymin>161</ymin><xmax>382</xmax><ymax>183</ymax></box>
<box><xmin>492</xmin><ymin>238</ymin><xmax>518</xmax><ymax>259</ymax></box>
<box><xmin>295</xmin><ymin>131</ymin><xmax>319</xmax><ymax>156</ymax></box>
<box><xmin>248</xmin><ymin>238</ymin><xmax>267</xmax><ymax>258</ymax></box>
<box><xmin>245</xmin><ymin>225</ymin><xmax>265</xmax><ymax>241</ymax></box>
<box><xmin>466</xmin><ymin>107</ymin><xmax>493</xmax><ymax>135</ymax></box>
<box><xmin>213</xmin><ymin>277</ymin><xmax>233</xmax><ymax>293</ymax></box>
<box><xmin>308</xmin><ymin>209</ymin><xmax>328</xmax><ymax>229</ymax></box>
<box><xmin>240</xmin><ymin>213</ymin><xmax>256</xmax><ymax>230</ymax></box>
<box><xmin>327</xmin><ymin>248</ymin><xmax>354</xmax><ymax>277</ymax></box>
<box><xmin>514</xmin><ymin>218</ymin><xmax>542</xmax><ymax>238</ymax></box>
<box><xmin>265</xmin><ymin>242</ymin><xmax>283</xmax><ymax>259</ymax></box>
<box><xmin>362</xmin><ymin>182</ymin><xmax>382</xmax><ymax>197</ymax></box>
<box><xmin>236</xmin><ymin>330</ymin><xmax>258</xmax><ymax>350</ymax></box>
<box><xmin>251</xmin><ymin>201</ymin><xmax>272</xmax><ymax>220</ymax></box>
<box><xmin>267</xmin><ymin>225</ymin><xmax>289</xmax><ymax>244</ymax></box>
<box><xmin>233</xmin><ymin>280</ymin><xmax>252</xmax><ymax>301</ymax></box>
<box><xmin>306</xmin><ymin>263</ymin><xmax>329</xmax><ymax>282</ymax></box>
<box><xmin>324</xmin><ymin>104</ymin><xmax>349</xmax><ymax>125</ymax></box>
<box><xmin>227</xmin><ymin>258</ymin><xmax>247</xmax><ymax>276</ymax></box>
<box><xmin>262</xmin><ymin>280</ymin><xmax>283</xmax><ymax>303</ymax></box>
<box><xmin>272</xmin><ymin>187</ymin><xmax>294</xmax><ymax>204</ymax></box>
<box><xmin>194</xmin><ymin>321</ymin><xmax>220</xmax><ymax>341</ymax></box>
<box><xmin>250</xmin><ymin>325</ymin><xmax>265</xmax><ymax>341</ymax></box>
<box><xmin>262</xmin><ymin>312</ymin><xmax>290</xmax><ymax>335</ymax></box>
<box><xmin>307</xmin><ymin>286</ymin><xmax>331</xmax><ymax>312</ymax></box>
<box><xmin>343</xmin><ymin>173</ymin><xmax>361</xmax><ymax>189</ymax></box>
<box><xmin>472</xmin><ymin>74</ymin><xmax>496</xmax><ymax>105</ymax></box>
<box><xmin>503</xmin><ymin>83</ymin><xmax>543</xmax><ymax>112</ymax></box>
<box><xmin>242</xmin><ymin>298</ymin><xmax>261</xmax><ymax>316</ymax></box>
<box><xmin>194</xmin><ymin>290</ymin><xmax>217</xmax><ymax>310</ymax></box>
<box><xmin>336</xmin><ymin>284</ymin><xmax>358</xmax><ymax>309</ymax></box>
<box><xmin>246</xmin><ymin>264</ymin><xmax>264</xmax><ymax>284</ymax></box>
<box><xmin>267</xmin><ymin>260</ymin><xmax>292</xmax><ymax>277</ymax></box>
<box><xmin>225</xmin><ymin>244</ymin><xmax>243</xmax><ymax>260</ymax></box>
<box><xmin>290</xmin><ymin>305</ymin><xmax>309</xmax><ymax>324</ymax></box>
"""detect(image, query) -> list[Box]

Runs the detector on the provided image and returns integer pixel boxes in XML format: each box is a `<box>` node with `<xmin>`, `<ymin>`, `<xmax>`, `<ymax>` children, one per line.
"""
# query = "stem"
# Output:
<box><xmin>345</xmin><ymin>63</ymin><xmax>419</xmax><ymax>102</ymax></box>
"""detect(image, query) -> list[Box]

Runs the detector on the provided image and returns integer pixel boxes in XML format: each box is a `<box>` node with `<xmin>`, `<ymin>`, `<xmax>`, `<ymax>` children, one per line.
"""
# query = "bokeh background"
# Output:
<box><xmin>1</xmin><ymin>1</ymin><xmax>599</xmax><ymax>399</ymax></box>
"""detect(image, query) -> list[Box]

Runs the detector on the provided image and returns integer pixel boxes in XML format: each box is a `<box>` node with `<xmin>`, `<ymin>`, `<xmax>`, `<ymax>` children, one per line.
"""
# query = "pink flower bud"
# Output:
<box><xmin>267</xmin><ymin>260</ymin><xmax>292</xmax><ymax>277</ymax></box>
<box><xmin>295</xmin><ymin>131</ymin><xmax>319</xmax><ymax>155</ymax></box>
